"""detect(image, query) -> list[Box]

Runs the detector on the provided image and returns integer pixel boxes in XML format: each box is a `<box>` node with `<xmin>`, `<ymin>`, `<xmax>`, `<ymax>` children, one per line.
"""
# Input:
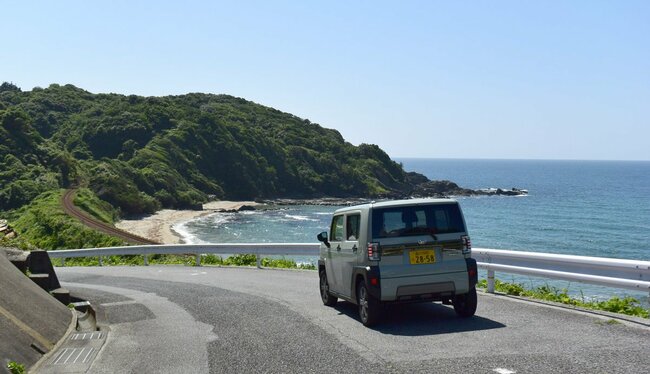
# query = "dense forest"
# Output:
<box><xmin>0</xmin><ymin>82</ymin><xmax>425</xmax><ymax>220</ymax></box>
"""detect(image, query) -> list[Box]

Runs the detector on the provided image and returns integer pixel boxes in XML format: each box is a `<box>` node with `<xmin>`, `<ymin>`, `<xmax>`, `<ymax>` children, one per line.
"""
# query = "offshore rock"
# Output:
<box><xmin>409</xmin><ymin>180</ymin><xmax>477</xmax><ymax>198</ymax></box>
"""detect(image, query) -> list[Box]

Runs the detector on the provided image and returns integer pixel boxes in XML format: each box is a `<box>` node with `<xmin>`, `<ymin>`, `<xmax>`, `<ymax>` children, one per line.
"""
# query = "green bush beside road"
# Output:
<box><xmin>478</xmin><ymin>279</ymin><xmax>649</xmax><ymax>318</ymax></box>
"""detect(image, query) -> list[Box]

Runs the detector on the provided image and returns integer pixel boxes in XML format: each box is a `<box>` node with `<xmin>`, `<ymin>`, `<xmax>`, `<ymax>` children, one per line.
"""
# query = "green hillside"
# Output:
<box><xmin>0</xmin><ymin>82</ymin><xmax>422</xmax><ymax>219</ymax></box>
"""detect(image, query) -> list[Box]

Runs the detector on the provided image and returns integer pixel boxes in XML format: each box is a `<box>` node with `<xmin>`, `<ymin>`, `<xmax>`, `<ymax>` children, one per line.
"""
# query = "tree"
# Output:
<box><xmin>0</xmin><ymin>82</ymin><xmax>21</xmax><ymax>93</ymax></box>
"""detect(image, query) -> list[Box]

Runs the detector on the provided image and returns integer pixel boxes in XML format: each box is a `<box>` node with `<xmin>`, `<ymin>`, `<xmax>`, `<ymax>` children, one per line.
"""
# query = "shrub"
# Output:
<box><xmin>477</xmin><ymin>278</ymin><xmax>649</xmax><ymax>318</ymax></box>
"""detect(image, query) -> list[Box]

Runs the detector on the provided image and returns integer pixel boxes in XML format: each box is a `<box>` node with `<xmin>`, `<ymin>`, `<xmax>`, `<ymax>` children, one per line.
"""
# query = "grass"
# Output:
<box><xmin>478</xmin><ymin>278</ymin><xmax>649</xmax><ymax>319</ymax></box>
<box><xmin>2</xmin><ymin>189</ymin><xmax>124</xmax><ymax>250</ymax></box>
<box><xmin>7</xmin><ymin>361</ymin><xmax>25</xmax><ymax>374</ymax></box>
<box><xmin>72</xmin><ymin>188</ymin><xmax>119</xmax><ymax>224</ymax></box>
<box><xmin>51</xmin><ymin>253</ymin><xmax>317</xmax><ymax>270</ymax></box>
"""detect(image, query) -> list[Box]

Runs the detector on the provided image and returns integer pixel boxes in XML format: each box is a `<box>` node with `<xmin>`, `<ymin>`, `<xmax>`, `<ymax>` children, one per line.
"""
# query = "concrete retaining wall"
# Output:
<box><xmin>0</xmin><ymin>251</ymin><xmax>72</xmax><ymax>371</ymax></box>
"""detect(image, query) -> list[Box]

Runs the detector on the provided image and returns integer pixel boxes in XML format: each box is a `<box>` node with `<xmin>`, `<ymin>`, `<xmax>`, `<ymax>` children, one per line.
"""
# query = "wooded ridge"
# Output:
<box><xmin>0</xmin><ymin>82</ymin><xmax>431</xmax><ymax>217</ymax></box>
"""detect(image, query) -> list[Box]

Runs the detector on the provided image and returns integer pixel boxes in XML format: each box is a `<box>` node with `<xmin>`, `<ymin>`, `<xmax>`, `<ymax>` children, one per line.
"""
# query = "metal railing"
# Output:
<box><xmin>473</xmin><ymin>248</ymin><xmax>650</xmax><ymax>294</ymax></box>
<box><xmin>48</xmin><ymin>243</ymin><xmax>320</xmax><ymax>268</ymax></box>
<box><xmin>48</xmin><ymin>244</ymin><xmax>650</xmax><ymax>295</ymax></box>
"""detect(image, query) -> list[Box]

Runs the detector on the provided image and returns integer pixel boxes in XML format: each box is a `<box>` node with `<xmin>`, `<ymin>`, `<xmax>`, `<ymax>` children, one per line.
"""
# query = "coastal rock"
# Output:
<box><xmin>405</xmin><ymin>171</ymin><xmax>430</xmax><ymax>186</ymax></box>
<box><xmin>409</xmin><ymin>180</ymin><xmax>476</xmax><ymax>198</ymax></box>
<box><xmin>259</xmin><ymin>198</ymin><xmax>371</xmax><ymax>206</ymax></box>
<box><xmin>476</xmin><ymin>187</ymin><xmax>529</xmax><ymax>196</ymax></box>
<box><xmin>409</xmin><ymin>180</ymin><xmax>528</xmax><ymax>198</ymax></box>
<box><xmin>215</xmin><ymin>205</ymin><xmax>258</xmax><ymax>213</ymax></box>
<box><xmin>257</xmin><ymin>181</ymin><xmax>528</xmax><ymax>206</ymax></box>
<box><xmin>215</xmin><ymin>208</ymin><xmax>238</xmax><ymax>213</ymax></box>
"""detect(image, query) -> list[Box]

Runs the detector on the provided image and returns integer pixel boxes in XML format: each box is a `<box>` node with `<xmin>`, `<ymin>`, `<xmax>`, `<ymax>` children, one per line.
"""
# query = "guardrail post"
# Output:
<box><xmin>195</xmin><ymin>254</ymin><xmax>201</xmax><ymax>267</ymax></box>
<box><xmin>98</xmin><ymin>256</ymin><xmax>103</xmax><ymax>267</ymax></box>
<box><xmin>61</xmin><ymin>258</ymin><xmax>65</xmax><ymax>267</ymax></box>
<box><xmin>256</xmin><ymin>254</ymin><xmax>262</xmax><ymax>269</ymax></box>
<box><xmin>143</xmin><ymin>254</ymin><xmax>149</xmax><ymax>266</ymax></box>
<box><xmin>487</xmin><ymin>269</ymin><xmax>495</xmax><ymax>293</ymax></box>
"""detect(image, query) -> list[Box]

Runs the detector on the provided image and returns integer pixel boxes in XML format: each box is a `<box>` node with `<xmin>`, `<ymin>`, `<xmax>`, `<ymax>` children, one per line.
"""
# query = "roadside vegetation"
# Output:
<box><xmin>6</xmin><ymin>361</ymin><xmax>25</xmax><ymax>374</ymax></box>
<box><xmin>50</xmin><ymin>253</ymin><xmax>316</xmax><ymax>270</ymax></box>
<box><xmin>1</xmin><ymin>189</ymin><xmax>124</xmax><ymax>250</ymax></box>
<box><xmin>478</xmin><ymin>279</ymin><xmax>649</xmax><ymax>318</ymax></box>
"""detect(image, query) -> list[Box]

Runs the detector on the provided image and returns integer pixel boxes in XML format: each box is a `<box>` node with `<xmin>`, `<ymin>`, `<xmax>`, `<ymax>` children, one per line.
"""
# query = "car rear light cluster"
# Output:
<box><xmin>367</xmin><ymin>242</ymin><xmax>381</xmax><ymax>261</ymax></box>
<box><xmin>461</xmin><ymin>235</ymin><xmax>471</xmax><ymax>255</ymax></box>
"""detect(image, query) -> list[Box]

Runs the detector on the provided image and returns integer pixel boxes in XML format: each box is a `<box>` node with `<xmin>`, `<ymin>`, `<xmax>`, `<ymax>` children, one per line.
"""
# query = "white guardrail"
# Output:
<box><xmin>47</xmin><ymin>244</ymin><xmax>650</xmax><ymax>295</ymax></box>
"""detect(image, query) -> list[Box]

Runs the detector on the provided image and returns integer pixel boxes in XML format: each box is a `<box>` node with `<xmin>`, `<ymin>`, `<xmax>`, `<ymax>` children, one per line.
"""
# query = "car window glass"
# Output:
<box><xmin>346</xmin><ymin>214</ymin><xmax>360</xmax><ymax>241</ymax></box>
<box><xmin>381</xmin><ymin>211</ymin><xmax>402</xmax><ymax>234</ymax></box>
<box><xmin>372</xmin><ymin>204</ymin><xmax>465</xmax><ymax>238</ymax></box>
<box><xmin>415</xmin><ymin>210</ymin><xmax>427</xmax><ymax>227</ymax></box>
<box><xmin>434</xmin><ymin>209</ymin><xmax>451</xmax><ymax>232</ymax></box>
<box><xmin>331</xmin><ymin>215</ymin><xmax>344</xmax><ymax>241</ymax></box>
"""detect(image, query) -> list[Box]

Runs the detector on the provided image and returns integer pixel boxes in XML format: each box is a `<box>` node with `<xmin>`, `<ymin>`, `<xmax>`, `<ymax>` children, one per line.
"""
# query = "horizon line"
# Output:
<box><xmin>392</xmin><ymin>157</ymin><xmax>650</xmax><ymax>162</ymax></box>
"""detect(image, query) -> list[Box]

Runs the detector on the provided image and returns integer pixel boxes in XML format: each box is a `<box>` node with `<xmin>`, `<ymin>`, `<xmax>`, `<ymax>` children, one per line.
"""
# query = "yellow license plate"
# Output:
<box><xmin>409</xmin><ymin>249</ymin><xmax>436</xmax><ymax>265</ymax></box>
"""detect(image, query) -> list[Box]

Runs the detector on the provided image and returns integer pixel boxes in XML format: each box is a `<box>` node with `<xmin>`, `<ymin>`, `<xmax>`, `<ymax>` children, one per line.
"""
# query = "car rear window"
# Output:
<box><xmin>371</xmin><ymin>203</ymin><xmax>465</xmax><ymax>239</ymax></box>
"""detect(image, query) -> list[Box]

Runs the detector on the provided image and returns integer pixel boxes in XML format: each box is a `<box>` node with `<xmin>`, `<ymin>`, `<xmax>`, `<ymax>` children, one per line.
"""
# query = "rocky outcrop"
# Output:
<box><xmin>257</xmin><ymin>178</ymin><xmax>528</xmax><ymax>206</ymax></box>
<box><xmin>405</xmin><ymin>171</ymin><xmax>430</xmax><ymax>186</ymax></box>
<box><xmin>410</xmin><ymin>181</ymin><xmax>528</xmax><ymax>198</ymax></box>
<box><xmin>409</xmin><ymin>180</ymin><xmax>477</xmax><ymax>198</ymax></box>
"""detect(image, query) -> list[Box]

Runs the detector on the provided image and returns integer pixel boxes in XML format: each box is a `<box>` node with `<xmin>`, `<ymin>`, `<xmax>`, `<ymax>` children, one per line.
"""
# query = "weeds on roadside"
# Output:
<box><xmin>477</xmin><ymin>279</ymin><xmax>649</xmax><ymax>318</ymax></box>
<box><xmin>52</xmin><ymin>253</ymin><xmax>316</xmax><ymax>270</ymax></box>
<box><xmin>7</xmin><ymin>361</ymin><xmax>25</xmax><ymax>374</ymax></box>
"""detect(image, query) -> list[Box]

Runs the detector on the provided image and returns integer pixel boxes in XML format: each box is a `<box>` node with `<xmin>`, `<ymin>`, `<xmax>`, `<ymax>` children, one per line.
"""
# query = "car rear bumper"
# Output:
<box><xmin>380</xmin><ymin>272</ymin><xmax>469</xmax><ymax>302</ymax></box>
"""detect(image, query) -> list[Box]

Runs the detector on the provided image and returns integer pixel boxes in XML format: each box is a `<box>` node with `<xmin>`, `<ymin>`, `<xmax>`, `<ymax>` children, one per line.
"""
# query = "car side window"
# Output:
<box><xmin>346</xmin><ymin>214</ymin><xmax>360</xmax><ymax>241</ymax></box>
<box><xmin>331</xmin><ymin>215</ymin><xmax>344</xmax><ymax>241</ymax></box>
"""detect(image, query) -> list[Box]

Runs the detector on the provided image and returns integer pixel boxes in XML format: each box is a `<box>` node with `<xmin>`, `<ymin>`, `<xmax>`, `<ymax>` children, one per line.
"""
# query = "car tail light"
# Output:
<box><xmin>367</xmin><ymin>242</ymin><xmax>381</xmax><ymax>261</ymax></box>
<box><xmin>462</xmin><ymin>235</ymin><xmax>471</xmax><ymax>255</ymax></box>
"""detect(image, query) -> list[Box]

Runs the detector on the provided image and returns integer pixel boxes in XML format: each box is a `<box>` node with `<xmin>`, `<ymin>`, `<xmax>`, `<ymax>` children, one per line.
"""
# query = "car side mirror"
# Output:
<box><xmin>317</xmin><ymin>231</ymin><xmax>330</xmax><ymax>248</ymax></box>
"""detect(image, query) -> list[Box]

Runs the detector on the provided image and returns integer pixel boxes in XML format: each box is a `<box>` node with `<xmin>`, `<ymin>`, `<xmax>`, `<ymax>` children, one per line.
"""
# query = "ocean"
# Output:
<box><xmin>175</xmin><ymin>159</ymin><xmax>650</xmax><ymax>303</ymax></box>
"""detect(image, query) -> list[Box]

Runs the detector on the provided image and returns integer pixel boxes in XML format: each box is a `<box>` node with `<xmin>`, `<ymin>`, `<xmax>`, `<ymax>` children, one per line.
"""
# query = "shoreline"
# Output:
<box><xmin>114</xmin><ymin>191</ymin><xmax>530</xmax><ymax>245</ymax></box>
<box><xmin>114</xmin><ymin>201</ymin><xmax>259</xmax><ymax>244</ymax></box>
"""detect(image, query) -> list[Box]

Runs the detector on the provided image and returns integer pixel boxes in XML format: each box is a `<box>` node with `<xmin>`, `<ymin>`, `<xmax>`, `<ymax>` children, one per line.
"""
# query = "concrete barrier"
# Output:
<box><xmin>0</xmin><ymin>250</ymin><xmax>73</xmax><ymax>371</ymax></box>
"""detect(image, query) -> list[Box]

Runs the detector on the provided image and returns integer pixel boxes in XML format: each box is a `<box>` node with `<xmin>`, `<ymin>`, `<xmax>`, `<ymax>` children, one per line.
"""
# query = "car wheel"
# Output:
<box><xmin>453</xmin><ymin>287</ymin><xmax>477</xmax><ymax>317</ymax></box>
<box><xmin>357</xmin><ymin>281</ymin><xmax>381</xmax><ymax>326</ymax></box>
<box><xmin>319</xmin><ymin>270</ymin><xmax>337</xmax><ymax>306</ymax></box>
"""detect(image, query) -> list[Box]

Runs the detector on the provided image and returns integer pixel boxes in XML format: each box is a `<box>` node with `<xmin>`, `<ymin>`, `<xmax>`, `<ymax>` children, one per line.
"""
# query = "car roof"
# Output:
<box><xmin>333</xmin><ymin>198</ymin><xmax>458</xmax><ymax>214</ymax></box>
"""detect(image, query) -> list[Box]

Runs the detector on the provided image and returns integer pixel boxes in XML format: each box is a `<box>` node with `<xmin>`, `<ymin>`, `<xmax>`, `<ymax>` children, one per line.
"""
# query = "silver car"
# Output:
<box><xmin>317</xmin><ymin>198</ymin><xmax>478</xmax><ymax>326</ymax></box>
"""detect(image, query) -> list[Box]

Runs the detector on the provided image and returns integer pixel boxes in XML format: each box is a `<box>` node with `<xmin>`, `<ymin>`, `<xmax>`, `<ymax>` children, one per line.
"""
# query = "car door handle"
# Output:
<box><xmin>336</xmin><ymin>245</ymin><xmax>341</xmax><ymax>251</ymax></box>
<box><xmin>352</xmin><ymin>245</ymin><xmax>358</xmax><ymax>251</ymax></box>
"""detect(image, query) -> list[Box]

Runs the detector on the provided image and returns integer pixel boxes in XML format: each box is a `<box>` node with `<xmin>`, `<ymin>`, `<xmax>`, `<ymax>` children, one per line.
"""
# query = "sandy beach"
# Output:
<box><xmin>115</xmin><ymin>201</ymin><xmax>259</xmax><ymax>244</ymax></box>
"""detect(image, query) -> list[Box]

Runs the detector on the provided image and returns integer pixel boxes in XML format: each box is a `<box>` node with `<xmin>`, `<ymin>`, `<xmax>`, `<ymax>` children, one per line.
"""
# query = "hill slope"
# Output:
<box><xmin>1</xmin><ymin>82</ymin><xmax>422</xmax><ymax>216</ymax></box>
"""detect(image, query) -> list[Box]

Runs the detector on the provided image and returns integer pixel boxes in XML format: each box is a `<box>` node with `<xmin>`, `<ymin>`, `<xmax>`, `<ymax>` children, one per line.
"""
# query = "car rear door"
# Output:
<box><xmin>372</xmin><ymin>203</ymin><xmax>468</xmax><ymax>278</ymax></box>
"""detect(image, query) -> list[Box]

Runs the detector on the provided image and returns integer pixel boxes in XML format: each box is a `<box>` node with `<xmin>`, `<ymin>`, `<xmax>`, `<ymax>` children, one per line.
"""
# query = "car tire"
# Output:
<box><xmin>453</xmin><ymin>287</ymin><xmax>477</xmax><ymax>317</ymax></box>
<box><xmin>357</xmin><ymin>281</ymin><xmax>381</xmax><ymax>326</ymax></box>
<box><xmin>319</xmin><ymin>270</ymin><xmax>337</xmax><ymax>306</ymax></box>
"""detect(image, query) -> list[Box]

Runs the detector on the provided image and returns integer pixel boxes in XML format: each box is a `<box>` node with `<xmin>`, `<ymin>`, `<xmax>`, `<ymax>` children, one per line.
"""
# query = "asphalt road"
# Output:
<box><xmin>55</xmin><ymin>266</ymin><xmax>650</xmax><ymax>373</ymax></box>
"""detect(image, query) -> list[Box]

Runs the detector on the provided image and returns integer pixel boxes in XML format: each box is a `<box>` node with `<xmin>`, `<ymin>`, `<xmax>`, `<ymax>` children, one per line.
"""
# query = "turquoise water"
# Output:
<box><xmin>176</xmin><ymin>159</ymin><xmax>650</xmax><ymax>303</ymax></box>
<box><xmin>399</xmin><ymin>159</ymin><xmax>650</xmax><ymax>260</ymax></box>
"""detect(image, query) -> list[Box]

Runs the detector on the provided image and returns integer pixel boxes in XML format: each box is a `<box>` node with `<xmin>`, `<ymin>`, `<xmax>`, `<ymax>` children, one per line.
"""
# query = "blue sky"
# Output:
<box><xmin>2</xmin><ymin>1</ymin><xmax>648</xmax><ymax>160</ymax></box>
